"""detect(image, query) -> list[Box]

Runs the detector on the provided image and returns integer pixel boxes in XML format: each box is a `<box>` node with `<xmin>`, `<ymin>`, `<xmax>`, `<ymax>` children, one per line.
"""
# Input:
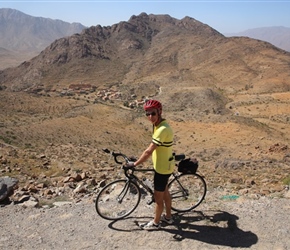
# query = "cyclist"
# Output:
<box><xmin>127</xmin><ymin>99</ymin><xmax>175</xmax><ymax>230</ymax></box>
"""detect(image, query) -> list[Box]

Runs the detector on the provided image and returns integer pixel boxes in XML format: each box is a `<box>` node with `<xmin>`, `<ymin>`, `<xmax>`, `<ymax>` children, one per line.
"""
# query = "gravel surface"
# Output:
<box><xmin>1</xmin><ymin>191</ymin><xmax>290</xmax><ymax>250</ymax></box>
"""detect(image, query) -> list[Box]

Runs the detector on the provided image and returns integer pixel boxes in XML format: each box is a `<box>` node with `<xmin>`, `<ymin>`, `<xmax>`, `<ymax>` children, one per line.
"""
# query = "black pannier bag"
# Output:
<box><xmin>177</xmin><ymin>157</ymin><xmax>198</xmax><ymax>173</ymax></box>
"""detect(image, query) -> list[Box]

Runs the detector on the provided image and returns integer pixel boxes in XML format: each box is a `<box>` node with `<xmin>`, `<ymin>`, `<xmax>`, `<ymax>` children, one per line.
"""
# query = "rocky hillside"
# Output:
<box><xmin>0</xmin><ymin>13</ymin><xmax>289</xmax><ymax>207</ymax></box>
<box><xmin>1</xmin><ymin>13</ymin><xmax>290</xmax><ymax>95</ymax></box>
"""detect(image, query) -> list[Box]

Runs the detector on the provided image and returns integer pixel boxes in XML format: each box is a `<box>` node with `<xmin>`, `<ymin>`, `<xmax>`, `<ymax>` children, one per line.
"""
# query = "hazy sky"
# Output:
<box><xmin>1</xmin><ymin>0</ymin><xmax>290</xmax><ymax>34</ymax></box>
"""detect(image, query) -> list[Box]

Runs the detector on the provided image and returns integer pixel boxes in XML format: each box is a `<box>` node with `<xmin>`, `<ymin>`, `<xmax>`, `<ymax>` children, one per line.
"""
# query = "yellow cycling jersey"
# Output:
<box><xmin>152</xmin><ymin>119</ymin><xmax>174</xmax><ymax>174</ymax></box>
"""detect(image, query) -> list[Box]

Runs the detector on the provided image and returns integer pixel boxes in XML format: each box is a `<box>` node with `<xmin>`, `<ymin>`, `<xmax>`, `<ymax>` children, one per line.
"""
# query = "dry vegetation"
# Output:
<box><xmin>1</xmin><ymin>86</ymin><xmax>289</xmax><ymax>203</ymax></box>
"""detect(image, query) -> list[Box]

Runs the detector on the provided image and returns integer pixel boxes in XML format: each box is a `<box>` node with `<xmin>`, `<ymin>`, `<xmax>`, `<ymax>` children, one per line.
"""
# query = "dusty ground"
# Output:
<box><xmin>1</xmin><ymin>191</ymin><xmax>289</xmax><ymax>250</ymax></box>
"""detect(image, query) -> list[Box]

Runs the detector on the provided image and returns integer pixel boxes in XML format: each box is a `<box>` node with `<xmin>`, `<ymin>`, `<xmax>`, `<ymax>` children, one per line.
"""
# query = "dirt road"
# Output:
<box><xmin>1</xmin><ymin>192</ymin><xmax>289</xmax><ymax>250</ymax></box>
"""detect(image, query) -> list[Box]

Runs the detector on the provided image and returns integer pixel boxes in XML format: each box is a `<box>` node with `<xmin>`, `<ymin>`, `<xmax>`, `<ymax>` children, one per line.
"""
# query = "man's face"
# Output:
<box><xmin>145</xmin><ymin>108</ymin><xmax>159</xmax><ymax>124</ymax></box>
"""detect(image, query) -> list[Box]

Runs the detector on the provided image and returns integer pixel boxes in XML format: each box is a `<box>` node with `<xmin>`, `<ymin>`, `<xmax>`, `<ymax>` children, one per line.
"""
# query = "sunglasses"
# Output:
<box><xmin>145</xmin><ymin>111</ymin><xmax>157</xmax><ymax>116</ymax></box>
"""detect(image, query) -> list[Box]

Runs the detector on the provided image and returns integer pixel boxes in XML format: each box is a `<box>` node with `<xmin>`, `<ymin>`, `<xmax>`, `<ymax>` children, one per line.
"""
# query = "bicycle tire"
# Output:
<box><xmin>95</xmin><ymin>179</ymin><xmax>141</xmax><ymax>220</ymax></box>
<box><xmin>169</xmin><ymin>173</ymin><xmax>206</xmax><ymax>212</ymax></box>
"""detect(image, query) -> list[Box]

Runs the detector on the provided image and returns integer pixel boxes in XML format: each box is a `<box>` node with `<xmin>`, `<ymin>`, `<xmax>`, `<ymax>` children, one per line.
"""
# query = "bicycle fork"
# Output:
<box><xmin>116</xmin><ymin>181</ymin><xmax>131</xmax><ymax>204</ymax></box>
<box><xmin>135</xmin><ymin>179</ymin><xmax>155</xmax><ymax>205</ymax></box>
<box><xmin>118</xmin><ymin>179</ymin><xmax>155</xmax><ymax>205</ymax></box>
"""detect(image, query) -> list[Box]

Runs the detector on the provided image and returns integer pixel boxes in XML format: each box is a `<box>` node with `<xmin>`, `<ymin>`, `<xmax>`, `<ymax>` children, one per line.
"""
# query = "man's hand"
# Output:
<box><xmin>126</xmin><ymin>161</ymin><xmax>135</xmax><ymax>167</ymax></box>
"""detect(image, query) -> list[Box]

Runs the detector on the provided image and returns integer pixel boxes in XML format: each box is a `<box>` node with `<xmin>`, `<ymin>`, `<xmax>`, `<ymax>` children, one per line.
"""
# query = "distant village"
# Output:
<box><xmin>58</xmin><ymin>83</ymin><xmax>145</xmax><ymax>109</ymax></box>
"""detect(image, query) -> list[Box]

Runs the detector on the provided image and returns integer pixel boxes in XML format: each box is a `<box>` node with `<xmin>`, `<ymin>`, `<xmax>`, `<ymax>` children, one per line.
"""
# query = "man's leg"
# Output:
<box><xmin>164</xmin><ymin>185</ymin><xmax>172</xmax><ymax>219</ymax></box>
<box><xmin>153</xmin><ymin>190</ymin><xmax>164</xmax><ymax>224</ymax></box>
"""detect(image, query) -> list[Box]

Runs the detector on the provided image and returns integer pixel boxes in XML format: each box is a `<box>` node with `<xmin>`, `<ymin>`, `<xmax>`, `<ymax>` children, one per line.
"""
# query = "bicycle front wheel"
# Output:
<box><xmin>95</xmin><ymin>179</ymin><xmax>141</xmax><ymax>220</ymax></box>
<box><xmin>169</xmin><ymin>173</ymin><xmax>207</xmax><ymax>212</ymax></box>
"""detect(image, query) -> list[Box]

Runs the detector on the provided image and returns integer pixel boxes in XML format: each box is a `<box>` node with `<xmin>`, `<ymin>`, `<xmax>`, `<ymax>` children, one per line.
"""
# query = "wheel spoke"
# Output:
<box><xmin>95</xmin><ymin>180</ymin><xmax>141</xmax><ymax>220</ymax></box>
<box><xmin>169</xmin><ymin>173</ymin><xmax>206</xmax><ymax>212</ymax></box>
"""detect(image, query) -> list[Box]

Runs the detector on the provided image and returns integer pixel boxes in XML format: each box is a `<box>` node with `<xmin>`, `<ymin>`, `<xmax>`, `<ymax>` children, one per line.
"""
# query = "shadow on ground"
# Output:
<box><xmin>108</xmin><ymin>210</ymin><xmax>258</xmax><ymax>248</ymax></box>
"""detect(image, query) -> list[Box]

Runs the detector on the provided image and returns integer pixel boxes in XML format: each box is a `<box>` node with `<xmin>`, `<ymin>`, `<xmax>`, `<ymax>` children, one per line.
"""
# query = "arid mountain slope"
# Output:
<box><xmin>0</xmin><ymin>8</ymin><xmax>86</xmax><ymax>69</ymax></box>
<box><xmin>0</xmin><ymin>8</ymin><xmax>86</xmax><ymax>52</ymax></box>
<box><xmin>226</xmin><ymin>26</ymin><xmax>290</xmax><ymax>52</ymax></box>
<box><xmin>1</xmin><ymin>13</ymin><xmax>290</xmax><ymax>95</ymax></box>
<box><xmin>0</xmin><ymin>47</ymin><xmax>38</xmax><ymax>70</ymax></box>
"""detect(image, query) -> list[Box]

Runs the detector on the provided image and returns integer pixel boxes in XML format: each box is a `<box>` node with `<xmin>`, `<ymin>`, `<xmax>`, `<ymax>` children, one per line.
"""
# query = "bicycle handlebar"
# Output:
<box><xmin>102</xmin><ymin>148</ymin><xmax>185</xmax><ymax>165</ymax></box>
<box><xmin>102</xmin><ymin>148</ymin><xmax>131</xmax><ymax>165</ymax></box>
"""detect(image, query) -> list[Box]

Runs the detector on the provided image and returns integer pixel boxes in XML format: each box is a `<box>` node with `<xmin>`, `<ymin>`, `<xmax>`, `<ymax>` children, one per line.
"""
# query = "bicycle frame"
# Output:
<box><xmin>126</xmin><ymin>167</ymin><xmax>155</xmax><ymax>196</ymax></box>
<box><xmin>126</xmin><ymin>167</ymin><xmax>190</xmax><ymax>203</ymax></box>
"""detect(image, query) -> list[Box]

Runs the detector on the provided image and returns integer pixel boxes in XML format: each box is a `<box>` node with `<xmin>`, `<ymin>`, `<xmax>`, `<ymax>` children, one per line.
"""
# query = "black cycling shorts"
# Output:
<box><xmin>154</xmin><ymin>171</ymin><xmax>171</xmax><ymax>192</ymax></box>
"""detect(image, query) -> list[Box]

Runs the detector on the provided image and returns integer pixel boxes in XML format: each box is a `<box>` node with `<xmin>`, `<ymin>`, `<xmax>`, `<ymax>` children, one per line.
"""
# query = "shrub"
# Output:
<box><xmin>282</xmin><ymin>175</ymin><xmax>290</xmax><ymax>186</ymax></box>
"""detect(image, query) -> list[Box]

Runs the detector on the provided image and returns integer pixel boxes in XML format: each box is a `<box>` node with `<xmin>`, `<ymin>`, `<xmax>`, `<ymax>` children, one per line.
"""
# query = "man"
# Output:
<box><xmin>127</xmin><ymin>99</ymin><xmax>175</xmax><ymax>230</ymax></box>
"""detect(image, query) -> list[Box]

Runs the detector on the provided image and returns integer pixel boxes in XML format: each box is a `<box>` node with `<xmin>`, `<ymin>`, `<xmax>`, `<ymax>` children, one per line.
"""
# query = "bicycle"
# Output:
<box><xmin>95</xmin><ymin>148</ymin><xmax>207</xmax><ymax>220</ymax></box>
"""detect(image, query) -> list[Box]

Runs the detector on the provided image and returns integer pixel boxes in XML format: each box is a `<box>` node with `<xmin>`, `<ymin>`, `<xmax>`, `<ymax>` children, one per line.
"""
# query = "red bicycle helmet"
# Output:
<box><xmin>143</xmin><ymin>99</ymin><xmax>162</xmax><ymax>111</ymax></box>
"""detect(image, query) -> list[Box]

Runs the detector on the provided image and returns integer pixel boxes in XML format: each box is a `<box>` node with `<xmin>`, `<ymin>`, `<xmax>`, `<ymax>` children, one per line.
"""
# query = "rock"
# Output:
<box><xmin>27</xmin><ymin>184</ymin><xmax>38</xmax><ymax>193</ymax></box>
<box><xmin>63</xmin><ymin>176</ymin><xmax>73</xmax><ymax>183</ymax></box>
<box><xmin>0</xmin><ymin>157</ymin><xmax>8</xmax><ymax>164</ymax></box>
<box><xmin>71</xmin><ymin>173</ymin><xmax>82</xmax><ymax>182</ymax></box>
<box><xmin>23</xmin><ymin>198</ymin><xmax>39</xmax><ymax>207</ymax></box>
<box><xmin>284</xmin><ymin>190</ymin><xmax>290</xmax><ymax>198</ymax></box>
<box><xmin>283</xmin><ymin>153</ymin><xmax>290</xmax><ymax>163</ymax></box>
<box><xmin>53</xmin><ymin>201</ymin><xmax>73</xmax><ymax>207</ymax></box>
<box><xmin>230</xmin><ymin>177</ymin><xmax>243</xmax><ymax>184</ymax></box>
<box><xmin>73</xmin><ymin>183</ymin><xmax>87</xmax><ymax>194</ymax></box>
<box><xmin>43</xmin><ymin>189</ymin><xmax>54</xmax><ymax>195</ymax></box>
<box><xmin>36</xmin><ymin>183</ymin><xmax>47</xmax><ymax>189</ymax></box>
<box><xmin>18</xmin><ymin>195</ymin><xmax>39</xmax><ymax>207</ymax></box>
<box><xmin>99</xmin><ymin>180</ymin><xmax>106</xmax><ymax>188</ymax></box>
<box><xmin>81</xmin><ymin>172</ymin><xmax>88</xmax><ymax>180</ymax></box>
<box><xmin>0</xmin><ymin>176</ymin><xmax>18</xmax><ymax>202</ymax></box>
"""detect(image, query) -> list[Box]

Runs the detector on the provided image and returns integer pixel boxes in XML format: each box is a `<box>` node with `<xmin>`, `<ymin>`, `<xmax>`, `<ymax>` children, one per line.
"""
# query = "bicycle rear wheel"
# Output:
<box><xmin>169</xmin><ymin>173</ymin><xmax>206</xmax><ymax>212</ymax></box>
<box><xmin>95</xmin><ymin>179</ymin><xmax>141</xmax><ymax>220</ymax></box>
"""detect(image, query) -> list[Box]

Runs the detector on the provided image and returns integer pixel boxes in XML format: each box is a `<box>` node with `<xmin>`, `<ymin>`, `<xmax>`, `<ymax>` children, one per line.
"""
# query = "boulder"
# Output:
<box><xmin>0</xmin><ymin>176</ymin><xmax>18</xmax><ymax>202</ymax></box>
